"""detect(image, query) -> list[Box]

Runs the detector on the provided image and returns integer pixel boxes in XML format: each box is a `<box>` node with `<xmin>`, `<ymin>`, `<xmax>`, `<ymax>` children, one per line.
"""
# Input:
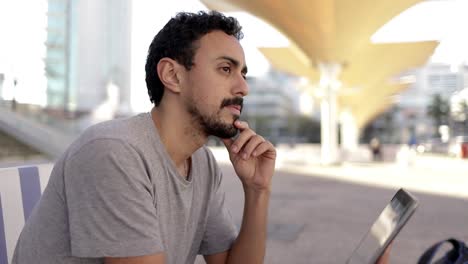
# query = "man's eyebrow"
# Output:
<box><xmin>217</xmin><ymin>56</ymin><xmax>248</xmax><ymax>75</ymax></box>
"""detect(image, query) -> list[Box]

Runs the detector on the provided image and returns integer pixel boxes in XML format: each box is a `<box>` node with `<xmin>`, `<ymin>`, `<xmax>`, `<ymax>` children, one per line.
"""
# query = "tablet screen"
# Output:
<box><xmin>346</xmin><ymin>189</ymin><xmax>418</xmax><ymax>264</ymax></box>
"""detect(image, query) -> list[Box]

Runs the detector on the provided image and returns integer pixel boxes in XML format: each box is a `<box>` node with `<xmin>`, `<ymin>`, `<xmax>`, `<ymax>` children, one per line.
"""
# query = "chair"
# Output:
<box><xmin>0</xmin><ymin>164</ymin><xmax>53</xmax><ymax>264</ymax></box>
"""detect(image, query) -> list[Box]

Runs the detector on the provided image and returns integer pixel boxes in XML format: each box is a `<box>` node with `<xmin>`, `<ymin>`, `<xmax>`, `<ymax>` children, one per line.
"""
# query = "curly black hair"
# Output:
<box><xmin>145</xmin><ymin>11</ymin><xmax>244</xmax><ymax>106</ymax></box>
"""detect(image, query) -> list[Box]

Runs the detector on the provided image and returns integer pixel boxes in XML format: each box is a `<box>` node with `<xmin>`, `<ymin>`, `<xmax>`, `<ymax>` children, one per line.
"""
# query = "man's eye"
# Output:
<box><xmin>221</xmin><ymin>67</ymin><xmax>231</xmax><ymax>73</ymax></box>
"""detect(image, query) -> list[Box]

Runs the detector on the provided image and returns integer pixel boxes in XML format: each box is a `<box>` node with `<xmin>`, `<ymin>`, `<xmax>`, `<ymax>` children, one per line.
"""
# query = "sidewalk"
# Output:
<box><xmin>209</xmin><ymin>145</ymin><xmax>468</xmax><ymax>199</ymax></box>
<box><xmin>207</xmin><ymin>146</ymin><xmax>468</xmax><ymax>264</ymax></box>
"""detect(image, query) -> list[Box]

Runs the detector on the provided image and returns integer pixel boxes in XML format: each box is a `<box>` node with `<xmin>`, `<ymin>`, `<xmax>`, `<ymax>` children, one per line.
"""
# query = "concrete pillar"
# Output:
<box><xmin>319</xmin><ymin>63</ymin><xmax>341</xmax><ymax>165</ymax></box>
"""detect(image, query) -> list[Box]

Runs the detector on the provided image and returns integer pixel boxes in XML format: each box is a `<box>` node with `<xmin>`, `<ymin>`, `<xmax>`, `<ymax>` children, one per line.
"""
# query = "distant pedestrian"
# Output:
<box><xmin>408</xmin><ymin>134</ymin><xmax>417</xmax><ymax>149</ymax></box>
<box><xmin>11</xmin><ymin>78</ymin><xmax>17</xmax><ymax>111</ymax></box>
<box><xmin>370</xmin><ymin>137</ymin><xmax>382</xmax><ymax>161</ymax></box>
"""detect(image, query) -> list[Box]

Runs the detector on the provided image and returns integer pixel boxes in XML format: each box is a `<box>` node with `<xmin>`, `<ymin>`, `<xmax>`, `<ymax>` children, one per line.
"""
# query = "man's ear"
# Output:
<box><xmin>157</xmin><ymin>58</ymin><xmax>182</xmax><ymax>93</ymax></box>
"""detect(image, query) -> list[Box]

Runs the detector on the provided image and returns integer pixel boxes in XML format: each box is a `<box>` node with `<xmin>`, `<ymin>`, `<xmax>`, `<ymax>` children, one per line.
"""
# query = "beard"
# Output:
<box><xmin>187</xmin><ymin>97</ymin><xmax>243</xmax><ymax>139</ymax></box>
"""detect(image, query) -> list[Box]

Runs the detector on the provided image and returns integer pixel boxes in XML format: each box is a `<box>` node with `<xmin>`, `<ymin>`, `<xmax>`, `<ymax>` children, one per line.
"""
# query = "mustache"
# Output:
<box><xmin>220</xmin><ymin>97</ymin><xmax>243</xmax><ymax>110</ymax></box>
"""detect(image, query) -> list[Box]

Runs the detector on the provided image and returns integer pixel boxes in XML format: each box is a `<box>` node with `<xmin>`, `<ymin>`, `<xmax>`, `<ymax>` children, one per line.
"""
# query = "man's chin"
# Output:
<box><xmin>216</xmin><ymin>131</ymin><xmax>237</xmax><ymax>139</ymax></box>
<box><xmin>207</xmin><ymin>122</ymin><xmax>238</xmax><ymax>139</ymax></box>
<box><xmin>214</xmin><ymin>126</ymin><xmax>238</xmax><ymax>139</ymax></box>
<box><xmin>202</xmin><ymin>114</ymin><xmax>240</xmax><ymax>139</ymax></box>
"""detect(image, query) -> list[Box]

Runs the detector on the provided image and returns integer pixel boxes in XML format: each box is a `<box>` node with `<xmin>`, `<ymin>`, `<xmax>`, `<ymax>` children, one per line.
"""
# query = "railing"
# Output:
<box><xmin>0</xmin><ymin>100</ymin><xmax>80</xmax><ymax>158</ymax></box>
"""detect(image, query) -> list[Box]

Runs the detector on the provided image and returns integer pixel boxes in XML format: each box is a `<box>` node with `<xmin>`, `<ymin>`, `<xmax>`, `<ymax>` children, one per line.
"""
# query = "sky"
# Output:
<box><xmin>372</xmin><ymin>0</ymin><xmax>468</xmax><ymax>66</ymax></box>
<box><xmin>0</xmin><ymin>0</ymin><xmax>467</xmax><ymax>108</ymax></box>
<box><xmin>0</xmin><ymin>0</ymin><xmax>48</xmax><ymax>104</ymax></box>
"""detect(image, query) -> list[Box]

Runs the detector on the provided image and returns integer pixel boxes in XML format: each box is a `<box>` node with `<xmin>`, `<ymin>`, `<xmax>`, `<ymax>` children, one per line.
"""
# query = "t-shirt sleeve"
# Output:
<box><xmin>198</xmin><ymin>154</ymin><xmax>238</xmax><ymax>255</ymax></box>
<box><xmin>64</xmin><ymin>138</ymin><xmax>164</xmax><ymax>258</ymax></box>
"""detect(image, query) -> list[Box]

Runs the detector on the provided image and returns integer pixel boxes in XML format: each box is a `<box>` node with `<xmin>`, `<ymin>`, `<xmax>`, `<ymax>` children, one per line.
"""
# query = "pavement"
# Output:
<box><xmin>194</xmin><ymin>145</ymin><xmax>468</xmax><ymax>264</ymax></box>
<box><xmin>211</xmin><ymin>144</ymin><xmax>468</xmax><ymax>200</ymax></box>
<box><xmin>2</xmin><ymin>143</ymin><xmax>467</xmax><ymax>263</ymax></box>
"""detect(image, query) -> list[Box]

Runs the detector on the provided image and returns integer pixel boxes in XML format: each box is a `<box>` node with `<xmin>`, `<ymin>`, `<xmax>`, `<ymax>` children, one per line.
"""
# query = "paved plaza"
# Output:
<box><xmin>2</xmin><ymin>144</ymin><xmax>467</xmax><ymax>263</ymax></box>
<box><xmin>195</xmin><ymin>146</ymin><xmax>468</xmax><ymax>264</ymax></box>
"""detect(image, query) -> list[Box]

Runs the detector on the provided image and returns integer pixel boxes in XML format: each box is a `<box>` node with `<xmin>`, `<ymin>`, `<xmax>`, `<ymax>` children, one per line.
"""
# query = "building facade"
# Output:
<box><xmin>46</xmin><ymin>0</ymin><xmax>132</xmax><ymax>114</ymax></box>
<box><xmin>366</xmin><ymin>63</ymin><xmax>468</xmax><ymax>144</ymax></box>
<box><xmin>242</xmin><ymin>70</ymin><xmax>304</xmax><ymax>144</ymax></box>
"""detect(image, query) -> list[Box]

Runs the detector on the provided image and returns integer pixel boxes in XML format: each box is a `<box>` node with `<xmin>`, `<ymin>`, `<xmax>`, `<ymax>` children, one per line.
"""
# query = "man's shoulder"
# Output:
<box><xmin>67</xmin><ymin>113</ymin><xmax>155</xmax><ymax>157</ymax></box>
<box><xmin>85</xmin><ymin>113</ymin><xmax>149</xmax><ymax>139</ymax></box>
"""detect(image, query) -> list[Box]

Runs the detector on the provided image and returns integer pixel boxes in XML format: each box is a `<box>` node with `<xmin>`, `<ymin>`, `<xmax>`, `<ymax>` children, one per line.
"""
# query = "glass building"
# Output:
<box><xmin>46</xmin><ymin>0</ymin><xmax>70</xmax><ymax>110</ymax></box>
<box><xmin>45</xmin><ymin>0</ymin><xmax>132</xmax><ymax>114</ymax></box>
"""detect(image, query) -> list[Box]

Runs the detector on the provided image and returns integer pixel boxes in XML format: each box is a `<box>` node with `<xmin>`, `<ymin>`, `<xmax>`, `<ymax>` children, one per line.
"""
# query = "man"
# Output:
<box><xmin>13</xmin><ymin>11</ymin><xmax>275</xmax><ymax>264</ymax></box>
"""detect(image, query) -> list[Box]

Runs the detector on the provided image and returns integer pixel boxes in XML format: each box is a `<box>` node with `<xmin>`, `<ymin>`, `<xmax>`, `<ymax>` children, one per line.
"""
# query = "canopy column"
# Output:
<box><xmin>319</xmin><ymin>63</ymin><xmax>341</xmax><ymax>165</ymax></box>
<box><xmin>340</xmin><ymin>109</ymin><xmax>359</xmax><ymax>153</ymax></box>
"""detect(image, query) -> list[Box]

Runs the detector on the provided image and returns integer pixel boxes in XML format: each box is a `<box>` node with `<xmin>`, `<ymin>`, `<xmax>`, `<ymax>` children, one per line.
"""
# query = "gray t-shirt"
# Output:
<box><xmin>12</xmin><ymin>113</ymin><xmax>238</xmax><ymax>264</ymax></box>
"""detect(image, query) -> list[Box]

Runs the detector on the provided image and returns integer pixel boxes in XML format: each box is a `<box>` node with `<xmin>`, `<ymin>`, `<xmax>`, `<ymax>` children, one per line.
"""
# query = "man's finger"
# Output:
<box><xmin>234</xmin><ymin>120</ymin><xmax>249</xmax><ymax>130</ymax></box>
<box><xmin>376</xmin><ymin>242</ymin><xmax>392</xmax><ymax>264</ymax></box>
<box><xmin>230</xmin><ymin>128</ymin><xmax>256</xmax><ymax>154</ymax></box>
<box><xmin>251</xmin><ymin>141</ymin><xmax>274</xmax><ymax>158</ymax></box>
<box><xmin>241</xmin><ymin>135</ymin><xmax>265</xmax><ymax>159</ymax></box>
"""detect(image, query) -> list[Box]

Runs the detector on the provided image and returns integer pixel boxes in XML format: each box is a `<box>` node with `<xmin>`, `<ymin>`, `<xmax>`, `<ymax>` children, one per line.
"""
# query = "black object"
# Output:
<box><xmin>418</xmin><ymin>238</ymin><xmax>468</xmax><ymax>264</ymax></box>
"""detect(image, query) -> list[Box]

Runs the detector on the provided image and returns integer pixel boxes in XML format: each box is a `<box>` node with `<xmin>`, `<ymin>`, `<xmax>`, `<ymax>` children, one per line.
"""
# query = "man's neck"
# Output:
<box><xmin>150</xmin><ymin>106</ymin><xmax>206</xmax><ymax>168</ymax></box>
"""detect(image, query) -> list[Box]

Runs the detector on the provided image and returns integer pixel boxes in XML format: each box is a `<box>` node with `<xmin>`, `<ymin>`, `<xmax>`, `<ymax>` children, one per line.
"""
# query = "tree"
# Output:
<box><xmin>426</xmin><ymin>93</ymin><xmax>450</xmax><ymax>136</ymax></box>
<box><xmin>294</xmin><ymin>115</ymin><xmax>321</xmax><ymax>143</ymax></box>
<box><xmin>452</xmin><ymin>100</ymin><xmax>468</xmax><ymax>136</ymax></box>
<box><xmin>461</xmin><ymin>101</ymin><xmax>468</xmax><ymax>133</ymax></box>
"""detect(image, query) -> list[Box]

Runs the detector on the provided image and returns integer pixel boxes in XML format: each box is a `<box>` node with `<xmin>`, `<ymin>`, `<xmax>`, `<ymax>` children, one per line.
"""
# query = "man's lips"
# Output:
<box><xmin>225</xmin><ymin>104</ymin><xmax>242</xmax><ymax>115</ymax></box>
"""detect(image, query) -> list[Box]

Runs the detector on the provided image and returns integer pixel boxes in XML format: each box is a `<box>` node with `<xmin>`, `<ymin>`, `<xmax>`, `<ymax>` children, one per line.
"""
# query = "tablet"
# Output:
<box><xmin>346</xmin><ymin>188</ymin><xmax>419</xmax><ymax>264</ymax></box>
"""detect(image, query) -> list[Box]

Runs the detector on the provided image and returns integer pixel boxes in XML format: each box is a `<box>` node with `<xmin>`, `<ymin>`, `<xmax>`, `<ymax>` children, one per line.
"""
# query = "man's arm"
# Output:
<box><xmin>228</xmin><ymin>188</ymin><xmax>270</xmax><ymax>263</ymax></box>
<box><xmin>64</xmin><ymin>140</ymin><xmax>165</xmax><ymax>259</ymax></box>
<box><xmin>206</xmin><ymin>120</ymin><xmax>275</xmax><ymax>264</ymax></box>
<box><xmin>205</xmin><ymin>189</ymin><xmax>269</xmax><ymax>264</ymax></box>
<box><xmin>105</xmin><ymin>253</ymin><xmax>165</xmax><ymax>264</ymax></box>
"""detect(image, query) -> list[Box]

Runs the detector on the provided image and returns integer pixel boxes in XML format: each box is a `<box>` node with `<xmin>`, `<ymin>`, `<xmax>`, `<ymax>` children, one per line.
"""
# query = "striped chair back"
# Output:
<box><xmin>0</xmin><ymin>164</ymin><xmax>53</xmax><ymax>264</ymax></box>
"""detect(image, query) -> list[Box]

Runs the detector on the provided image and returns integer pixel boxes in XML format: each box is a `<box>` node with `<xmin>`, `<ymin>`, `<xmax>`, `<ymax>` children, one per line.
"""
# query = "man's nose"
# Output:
<box><xmin>233</xmin><ymin>74</ymin><xmax>249</xmax><ymax>97</ymax></box>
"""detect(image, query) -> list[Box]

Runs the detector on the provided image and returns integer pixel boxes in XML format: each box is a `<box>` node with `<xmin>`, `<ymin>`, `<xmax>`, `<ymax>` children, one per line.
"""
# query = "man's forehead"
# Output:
<box><xmin>196</xmin><ymin>31</ymin><xmax>246</xmax><ymax>65</ymax></box>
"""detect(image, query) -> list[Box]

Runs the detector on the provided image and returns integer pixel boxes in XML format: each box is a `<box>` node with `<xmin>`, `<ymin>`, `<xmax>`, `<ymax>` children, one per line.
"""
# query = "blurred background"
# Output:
<box><xmin>1</xmin><ymin>0</ymin><xmax>467</xmax><ymax>165</ymax></box>
<box><xmin>1</xmin><ymin>1</ymin><xmax>468</xmax><ymax>263</ymax></box>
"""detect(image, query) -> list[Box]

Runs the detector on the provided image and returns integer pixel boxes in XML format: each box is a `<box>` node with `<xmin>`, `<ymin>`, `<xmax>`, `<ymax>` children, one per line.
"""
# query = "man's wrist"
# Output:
<box><xmin>242</xmin><ymin>184</ymin><xmax>271</xmax><ymax>198</ymax></box>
